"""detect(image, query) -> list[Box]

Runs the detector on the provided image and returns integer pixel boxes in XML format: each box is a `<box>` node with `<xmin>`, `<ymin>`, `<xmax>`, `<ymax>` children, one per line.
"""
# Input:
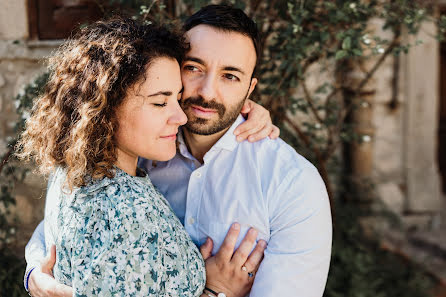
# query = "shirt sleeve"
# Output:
<box><xmin>24</xmin><ymin>220</ymin><xmax>46</xmax><ymax>290</ymax></box>
<box><xmin>68</xmin><ymin>192</ymin><xmax>162</xmax><ymax>297</ymax></box>
<box><xmin>250</xmin><ymin>165</ymin><xmax>333</xmax><ymax>297</ymax></box>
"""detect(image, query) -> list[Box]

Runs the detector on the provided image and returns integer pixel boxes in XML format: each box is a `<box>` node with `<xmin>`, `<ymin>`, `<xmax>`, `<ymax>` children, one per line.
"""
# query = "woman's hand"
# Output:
<box><xmin>234</xmin><ymin>99</ymin><xmax>280</xmax><ymax>143</ymax></box>
<box><xmin>200</xmin><ymin>223</ymin><xmax>267</xmax><ymax>297</ymax></box>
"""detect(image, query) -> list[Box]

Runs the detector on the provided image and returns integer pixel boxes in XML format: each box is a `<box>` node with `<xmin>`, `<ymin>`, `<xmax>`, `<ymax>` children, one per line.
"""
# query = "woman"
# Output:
<box><xmin>18</xmin><ymin>18</ymin><xmax>266</xmax><ymax>296</ymax></box>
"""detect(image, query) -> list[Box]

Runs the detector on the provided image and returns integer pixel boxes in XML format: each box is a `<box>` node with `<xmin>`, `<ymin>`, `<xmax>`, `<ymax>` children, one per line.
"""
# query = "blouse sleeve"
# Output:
<box><xmin>69</xmin><ymin>185</ymin><xmax>162</xmax><ymax>296</ymax></box>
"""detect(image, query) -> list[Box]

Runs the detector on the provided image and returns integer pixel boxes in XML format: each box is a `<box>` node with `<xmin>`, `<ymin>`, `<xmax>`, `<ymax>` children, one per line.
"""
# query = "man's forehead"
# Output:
<box><xmin>184</xmin><ymin>25</ymin><xmax>256</xmax><ymax>72</ymax></box>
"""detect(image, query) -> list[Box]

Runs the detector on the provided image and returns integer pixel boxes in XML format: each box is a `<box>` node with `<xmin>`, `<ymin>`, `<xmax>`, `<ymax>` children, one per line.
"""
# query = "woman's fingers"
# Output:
<box><xmin>244</xmin><ymin>123</ymin><xmax>280</xmax><ymax>143</ymax></box>
<box><xmin>248</xmin><ymin>124</ymin><xmax>272</xmax><ymax>142</ymax></box>
<box><xmin>234</xmin><ymin>119</ymin><xmax>263</xmax><ymax>141</ymax></box>
<box><xmin>242</xmin><ymin>240</ymin><xmax>266</xmax><ymax>273</ymax></box>
<box><xmin>200</xmin><ymin>237</ymin><xmax>214</xmax><ymax>260</ymax></box>
<box><xmin>269</xmin><ymin>125</ymin><xmax>280</xmax><ymax>139</ymax></box>
<box><xmin>230</xmin><ymin>228</ymin><xmax>258</xmax><ymax>267</ymax></box>
<box><xmin>215</xmin><ymin>223</ymin><xmax>241</xmax><ymax>263</ymax></box>
<box><xmin>234</xmin><ymin>99</ymin><xmax>272</xmax><ymax>142</ymax></box>
<box><xmin>236</xmin><ymin>125</ymin><xmax>264</xmax><ymax>142</ymax></box>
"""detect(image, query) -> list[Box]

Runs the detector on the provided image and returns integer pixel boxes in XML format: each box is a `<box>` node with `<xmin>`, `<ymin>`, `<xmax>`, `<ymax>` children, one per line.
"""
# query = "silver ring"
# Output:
<box><xmin>241</xmin><ymin>266</ymin><xmax>247</xmax><ymax>271</ymax></box>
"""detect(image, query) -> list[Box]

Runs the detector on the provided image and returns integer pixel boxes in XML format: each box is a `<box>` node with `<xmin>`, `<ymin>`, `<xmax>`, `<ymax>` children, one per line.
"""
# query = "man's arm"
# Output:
<box><xmin>24</xmin><ymin>220</ymin><xmax>46</xmax><ymax>291</ymax></box>
<box><xmin>250</xmin><ymin>165</ymin><xmax>332</xmax><ymax>297</ymax></box>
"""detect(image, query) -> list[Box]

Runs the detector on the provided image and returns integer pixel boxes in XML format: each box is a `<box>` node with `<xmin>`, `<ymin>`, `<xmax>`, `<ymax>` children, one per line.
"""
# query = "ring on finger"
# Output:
<box><xmin>248</xmin><ymin>272</ymin><xmax>254</xmax><ymax>278</ymax></box>
<box><xmin>241</xmin><ymin>266</ymin><xmax>247</xmax><ymax>272</ymax></box>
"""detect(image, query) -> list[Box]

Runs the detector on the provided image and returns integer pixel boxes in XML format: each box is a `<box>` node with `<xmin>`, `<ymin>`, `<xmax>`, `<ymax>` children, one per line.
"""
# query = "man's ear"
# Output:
<box><xmin>247</xmin><ymin>78</ymin><xmax>258</xmax><ymax>98</ymax></box>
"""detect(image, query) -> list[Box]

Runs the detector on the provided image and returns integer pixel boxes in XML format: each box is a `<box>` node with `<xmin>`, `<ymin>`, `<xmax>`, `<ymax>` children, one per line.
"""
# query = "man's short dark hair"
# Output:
<box><xmin>183</xmin><ymin>4</ymin><xmax>261</xmax><ymax>76</ymax></box>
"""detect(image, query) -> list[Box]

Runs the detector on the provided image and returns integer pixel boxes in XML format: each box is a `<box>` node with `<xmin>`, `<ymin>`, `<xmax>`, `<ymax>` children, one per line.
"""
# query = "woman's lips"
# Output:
<box><xmin>160</xmin><ymin>134</ymin><xmax>177</xmax><ymax>140</ymax></box>
<box><xmin>191</xmin><ymin>105</ymin><xmax>217</xmax><ymax>118</ymax></box>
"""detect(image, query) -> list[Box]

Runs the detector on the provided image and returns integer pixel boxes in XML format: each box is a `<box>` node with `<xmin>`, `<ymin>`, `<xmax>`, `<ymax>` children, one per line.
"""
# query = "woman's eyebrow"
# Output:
<box><xmin>148</xmin><ymin>86</ymin><xmax>183</xmax><ymax>97</ymax></box>
<box><xmin>147</xmin><ymin>91</ymin><xmax>172</xmax><ymax>97</ymax></box>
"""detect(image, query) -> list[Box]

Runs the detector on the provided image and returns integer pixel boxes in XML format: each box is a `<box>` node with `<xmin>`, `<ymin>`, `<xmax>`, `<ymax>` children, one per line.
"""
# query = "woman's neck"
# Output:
<box><xmin>115</xmin><ymin>147</ymin><xmax>138</xmax><ymax>176</ymax></box>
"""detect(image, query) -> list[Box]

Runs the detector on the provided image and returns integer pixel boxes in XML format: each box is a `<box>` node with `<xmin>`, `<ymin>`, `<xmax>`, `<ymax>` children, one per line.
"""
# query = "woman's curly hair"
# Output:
<box><xmin>16</xmin><ymin>17</ymin><xmax>188</xmax><ymax>190</ymax></box>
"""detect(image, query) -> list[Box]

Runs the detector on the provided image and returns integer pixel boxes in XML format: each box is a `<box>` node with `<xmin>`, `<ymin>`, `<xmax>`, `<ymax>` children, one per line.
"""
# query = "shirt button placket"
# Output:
<box><xmin>185</xmin><ymin>166</ymin><xmax>205</xmax><ymax>242</ymax></box>
<box><xmin>192</xmin><ymin>168</ymin><xmax>204</xmax><ymax>235</ymax></box>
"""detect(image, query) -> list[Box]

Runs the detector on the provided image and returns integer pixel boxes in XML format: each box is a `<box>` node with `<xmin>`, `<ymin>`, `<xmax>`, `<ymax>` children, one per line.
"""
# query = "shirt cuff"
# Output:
<box><xmin>24</xmin><ymin>266</ymin><xmax>37</xmax><ymax>292</ymax></box>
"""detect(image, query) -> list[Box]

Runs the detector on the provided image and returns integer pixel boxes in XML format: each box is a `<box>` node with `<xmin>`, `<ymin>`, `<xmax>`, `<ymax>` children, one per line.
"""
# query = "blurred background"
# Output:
<box><xmin>0</xmin><ymin>0</ymin><xmax>445</xmax><ymax>296</ymax></box>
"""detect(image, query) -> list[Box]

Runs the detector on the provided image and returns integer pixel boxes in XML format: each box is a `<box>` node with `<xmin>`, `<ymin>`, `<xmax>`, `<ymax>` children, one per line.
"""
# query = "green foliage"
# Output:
<box><xmin>0</xmin><ymin>253</ymin><xmax>27</xmax><ymax>297</ymax></box>
<box><xmin>0</xmin><ymin>73</ymin><xmax>49</xmax><ymax>297</ymax></box>
<box><xmin>325</xmin><ymin>202</ymin><xmax>435</xmax><ymax>297</ymax></box>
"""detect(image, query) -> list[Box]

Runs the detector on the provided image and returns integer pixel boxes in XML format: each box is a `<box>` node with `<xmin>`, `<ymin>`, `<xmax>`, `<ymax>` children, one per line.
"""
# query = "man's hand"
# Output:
<box><xmin>200</xmin><ymin>223</ymin><xmax>267</xmax><ymax>297</ymax></box>
<box><xmin>28</xmin><ymin>245</ymin><xmax>73</xmax><ymax>297</ymax></box>
<box><xmin>235</xmin><ymin>99</ymin><xmax>280</xmax><ymax>142</ymax></box>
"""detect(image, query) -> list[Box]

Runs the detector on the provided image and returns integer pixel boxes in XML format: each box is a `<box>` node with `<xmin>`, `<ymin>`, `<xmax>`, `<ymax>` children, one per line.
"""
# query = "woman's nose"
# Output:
<box><xmin>169</xmin><ymin>100</ymin><xmax>188</xmax><ymax>126</ymax></box>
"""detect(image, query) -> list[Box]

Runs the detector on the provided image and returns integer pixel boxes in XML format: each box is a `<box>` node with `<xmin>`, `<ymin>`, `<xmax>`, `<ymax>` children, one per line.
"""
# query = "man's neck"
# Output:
<box><xmin>183</xmin><ymin>127</ymin><xmax>230</xmax><ymax>163</ymax></box>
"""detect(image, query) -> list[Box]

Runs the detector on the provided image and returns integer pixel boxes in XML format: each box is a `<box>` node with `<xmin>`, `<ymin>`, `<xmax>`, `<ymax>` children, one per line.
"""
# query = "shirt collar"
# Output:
<box><xmin>177</xmin><ymin>114</ymin><xmax>245</xmax><ymax>159</ymax></box>
<box><xmin>212</xmin><ymin>114</ymin><xmax>244</xmax><ymax>152</ymax></box>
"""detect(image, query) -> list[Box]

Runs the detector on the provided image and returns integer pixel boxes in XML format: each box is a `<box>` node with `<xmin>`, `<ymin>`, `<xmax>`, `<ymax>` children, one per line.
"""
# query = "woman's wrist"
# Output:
<box><xmin>204</xmin><ymin>284</ymin><xmax>232</xmax><ymax>297</ymax></box>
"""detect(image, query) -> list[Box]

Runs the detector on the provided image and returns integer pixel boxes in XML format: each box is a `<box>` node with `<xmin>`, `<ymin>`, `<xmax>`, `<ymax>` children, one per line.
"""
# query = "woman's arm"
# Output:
<box><xmin>235</xmin><ymin>99</ymin><xmax>280</xmax><ymax>142</ymax></box>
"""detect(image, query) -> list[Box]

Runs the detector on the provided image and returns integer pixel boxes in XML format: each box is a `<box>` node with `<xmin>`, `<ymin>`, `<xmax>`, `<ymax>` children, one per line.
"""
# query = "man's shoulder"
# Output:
<box><xmin>238</xmin><ymin>136</ymin><xmax>317</xmax><ymax>172</ymax></box>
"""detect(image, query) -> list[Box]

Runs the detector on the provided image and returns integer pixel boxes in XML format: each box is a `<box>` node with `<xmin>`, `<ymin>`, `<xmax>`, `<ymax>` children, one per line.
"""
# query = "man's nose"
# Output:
<box><xmin>169</xmin><ymin>100</ymin><xmax>188</xmax><ymax>126</ymax></box>
<box><xmin>197</xmin><ymin>74</ymin><xmax>218</xmax><ymax>101</ymax></box>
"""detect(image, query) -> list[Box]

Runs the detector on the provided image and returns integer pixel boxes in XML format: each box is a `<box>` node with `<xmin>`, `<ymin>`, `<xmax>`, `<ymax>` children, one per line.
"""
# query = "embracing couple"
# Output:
<box><xmin>19</xmin><ymin>4</ymin><xmax>332</xmax><ymax>297</ymax></box>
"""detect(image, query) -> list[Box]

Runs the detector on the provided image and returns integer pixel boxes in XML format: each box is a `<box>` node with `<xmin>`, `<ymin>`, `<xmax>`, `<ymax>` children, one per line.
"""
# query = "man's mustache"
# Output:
<box><xmin>181</xmin><ymin>96</ymin><xmax>226</xmax><ymax>118</ymax></box>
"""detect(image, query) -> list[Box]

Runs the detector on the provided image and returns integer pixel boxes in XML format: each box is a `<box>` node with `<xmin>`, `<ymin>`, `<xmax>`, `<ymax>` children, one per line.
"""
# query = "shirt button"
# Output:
<box><xmin>195</xmin><ymin>171</ymin><xmax>202</xmax><ymax>178</ymax></box>
<box><xmin>188</xmin><ymin>217</ymin><xmax>195</xmax><ymax>225</ymax></box>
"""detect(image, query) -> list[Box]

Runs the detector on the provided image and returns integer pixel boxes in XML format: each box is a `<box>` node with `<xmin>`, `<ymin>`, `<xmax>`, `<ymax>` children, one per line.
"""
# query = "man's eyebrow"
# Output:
<box><xmin>184</xmin><ymin>56</ymin><xmax>205</xmax><ymax>65</ymax></box>
<box><xmin>184</xmin><ymin>56</ymin><xmax>246</xmax><ymax>75</ymax></box>
<box><xmin>222</xmin><ymin>66</ymin><xmax>245</xmax><ymax>76</ymax></box>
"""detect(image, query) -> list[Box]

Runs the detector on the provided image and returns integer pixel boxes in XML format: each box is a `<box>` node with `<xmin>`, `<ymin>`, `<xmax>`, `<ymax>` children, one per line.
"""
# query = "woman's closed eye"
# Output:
<box><xmin>153</xmin><ymin>101</ymin><xmax>167</xmax><ymax>107</ymax></box>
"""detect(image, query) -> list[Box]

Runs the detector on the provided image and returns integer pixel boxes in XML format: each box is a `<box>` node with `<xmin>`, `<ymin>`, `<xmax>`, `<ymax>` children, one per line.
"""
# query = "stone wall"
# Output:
<box><xmin>373</xmin><ymin>22</ymin><xmax>444</xmax><ymax>231</ymax></box>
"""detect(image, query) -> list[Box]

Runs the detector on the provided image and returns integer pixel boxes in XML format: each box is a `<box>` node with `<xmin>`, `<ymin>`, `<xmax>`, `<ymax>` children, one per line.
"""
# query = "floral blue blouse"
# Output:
<box><xmin>47</xmin><ymin>167</ymin><xmax>205</xmax><ymax>296</ymax></box>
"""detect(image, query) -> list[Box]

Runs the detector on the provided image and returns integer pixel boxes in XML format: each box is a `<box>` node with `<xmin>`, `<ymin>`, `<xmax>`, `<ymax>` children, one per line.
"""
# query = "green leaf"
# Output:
<box><xmin>342</xmin><ymin>37</ymin><xmax>352</xmax><ymax>50</ymax></box>
<box><xmin>353</xmin><ymin>49</ymin><xmax>363</xmax><ymax>56</ymax></box>
<box><xmin>335</xmin><ymin>50</ymin><xmax>349</xmax><ymax>60</ymax></box>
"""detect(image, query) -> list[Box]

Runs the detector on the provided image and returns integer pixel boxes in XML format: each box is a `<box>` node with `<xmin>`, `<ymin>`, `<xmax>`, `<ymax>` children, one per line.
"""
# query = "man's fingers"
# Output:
<box><xmin>54</xmin><ymin>282</ymin><xmax>74</xmax><ymax>297</ymax></box>
<box><xmin>269</xmin><ymin>125</ymin><xmax>280</xmax><ymax>139</ymax></box>
<box><xmin>215</xmin><ymin>223</ymin><xmax>241</xmax><ymax>262</ymax></box>
<box><xmin>230</xmin><ymin>228</ymin><xmax>258</xmax><ymax>267</ymax></box>
<box><xmin>29</xmin><ymin>267</ymin><xmax>73</xmax><ymax>297</ymax></box>
<box><xmin>243</xmin><ymin>240</ymin><xmax>267</xmax><ymax>273</ymax></box>
<box><xmin>41</xmin><ymin>245</ymin><xmax>56</xmax><ymax>276</ymax></box>
<box><xmin>200</xmin><ymin>237</ymin><xmax>214</xmax><ymax>260</ymax></box>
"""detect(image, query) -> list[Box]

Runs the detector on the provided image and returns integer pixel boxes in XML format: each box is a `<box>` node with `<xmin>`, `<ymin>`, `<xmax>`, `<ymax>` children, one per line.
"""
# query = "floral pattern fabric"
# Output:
<box><xmin>52</xmin><ymin>168</ymin><xmax>206</xmax><ymax>297</ymax></box>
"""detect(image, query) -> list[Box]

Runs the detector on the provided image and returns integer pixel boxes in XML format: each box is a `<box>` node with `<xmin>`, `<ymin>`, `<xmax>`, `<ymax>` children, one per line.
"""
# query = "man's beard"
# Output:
<box><xmin>180</xmin><ymin>94</ymin><xmax>247</xmax><ymax>136</ymax></box>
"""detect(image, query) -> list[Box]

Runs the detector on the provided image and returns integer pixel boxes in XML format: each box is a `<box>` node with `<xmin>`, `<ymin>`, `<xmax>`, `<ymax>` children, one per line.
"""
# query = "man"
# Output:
<box><xmin>25</xmin><ymin>5</ymin><xmax>332</xmax><ymax>297</ymax></box>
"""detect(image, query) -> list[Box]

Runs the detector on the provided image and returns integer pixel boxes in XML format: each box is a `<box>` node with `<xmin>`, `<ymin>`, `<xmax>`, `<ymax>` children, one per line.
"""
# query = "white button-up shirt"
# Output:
<box><xmin>139</xmin><ymin>115</ymin><xmax>333</xmax><ymax>297</ymax></box>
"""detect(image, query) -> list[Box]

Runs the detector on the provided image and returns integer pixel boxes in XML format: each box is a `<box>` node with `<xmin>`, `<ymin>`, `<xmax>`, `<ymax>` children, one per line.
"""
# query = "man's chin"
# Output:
<box><xmin>184</xmin><ymin>120</ymin><xmax>227</xmax><ymax>136</ymax></box>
